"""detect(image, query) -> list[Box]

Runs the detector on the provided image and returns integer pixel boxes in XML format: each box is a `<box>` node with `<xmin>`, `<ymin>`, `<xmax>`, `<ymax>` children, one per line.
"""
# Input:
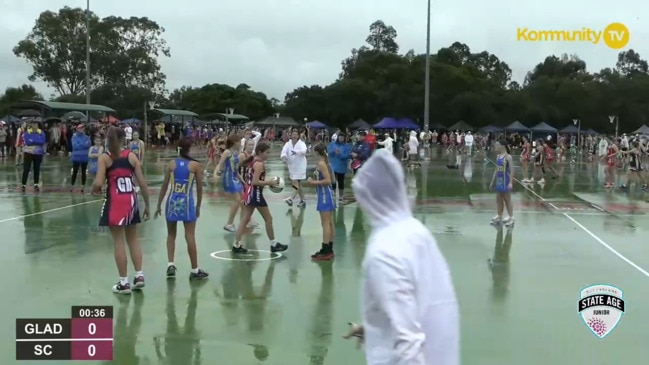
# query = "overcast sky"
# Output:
<box><xmin>0</xmin><ymin>0</ymin><xmax>644</xmax><ymax>100</ymax></box>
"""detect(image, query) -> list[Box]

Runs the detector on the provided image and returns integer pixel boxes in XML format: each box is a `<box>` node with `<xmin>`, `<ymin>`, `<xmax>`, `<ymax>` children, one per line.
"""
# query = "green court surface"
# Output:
<box><xmin>1</xmin><ymin>148</ymin><xmax>648</xmax><ymax>364</ymax></box>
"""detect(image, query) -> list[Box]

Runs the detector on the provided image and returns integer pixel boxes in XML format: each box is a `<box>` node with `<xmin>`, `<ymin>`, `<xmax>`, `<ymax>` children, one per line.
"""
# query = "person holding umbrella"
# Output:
<box><xmin>21</xmin><ymin>119</ymin><xmax>46</xmax><ymax>192</ymax></box>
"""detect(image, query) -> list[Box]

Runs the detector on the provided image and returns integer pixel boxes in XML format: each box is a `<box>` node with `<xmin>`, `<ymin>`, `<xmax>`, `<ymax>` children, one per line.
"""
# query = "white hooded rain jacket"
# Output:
<box><xmin>352</xmin><ymin>149</ymin><xmax>460</xmax><ymax>365</ymax></box>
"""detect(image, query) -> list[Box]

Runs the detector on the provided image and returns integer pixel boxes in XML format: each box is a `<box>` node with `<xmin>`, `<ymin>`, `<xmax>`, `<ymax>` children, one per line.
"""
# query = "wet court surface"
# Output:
<box><xmin>1</xmin><ymin>147</ymin><xmax>648</xmax><ymax>364</ymax></box>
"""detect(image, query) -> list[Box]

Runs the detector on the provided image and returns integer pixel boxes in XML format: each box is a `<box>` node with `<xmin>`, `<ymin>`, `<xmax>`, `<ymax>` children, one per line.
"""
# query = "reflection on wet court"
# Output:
<box><xmin>1</xmin><ymin>148</ymin><xmax>648</xmax><ymax>364</ymax></box>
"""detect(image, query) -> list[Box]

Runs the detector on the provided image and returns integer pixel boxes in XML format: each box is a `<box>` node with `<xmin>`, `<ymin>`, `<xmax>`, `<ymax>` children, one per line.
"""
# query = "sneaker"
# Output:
<box><xmin>21</xmin><ymin>185</ymin><xmax>26</xmax><ymax>192</ymax></box>
<box><xmin>133</xmin><ymin>275</ymin><xmax>145</xmax><ymax>289</ymax></box>
<box><xmin>502</xmin><ymin>217</ymin><xmax>511</xmax><ymax>224</ymax></box>
<box><xmin>504</xmin><ymin>217</ymin><xmax>515</xmax><ymax>228</ymax></box>
<box><xmin>232</xmin><ymin>245</ymin><xmax>248</xmax><ymax>254</ymax></box>
<box><xmin>271</xmin><ymin>242</ymin><xmax>288</xmax><ymax>253</ymax></box>
<box><xmin>521</xmin><ymin>179</ymin><xmax>529</xmax><ymax>183</ymax></box>
<box><xmin>311</xmin><ymin>249</ymin><xmax>334</xmax><ymax>261</ymax></box>
<box><xmin>490</xmin><ymin>215</ymin><xmax>502</xmax><ymax>224</ymax></box>
<box><xmin>223</xmin><ymin>224</ymin><xmax>236</xmax><ymax>232</ymax></box>
<box><xmin>189</xmin><ymin>269</ymin><xmax>209</xmax><ymax>280</ymax></box>
<box><xmin>34</xmin><ymin>185</ymin><xmax>40</xmax><ymax>192</ymax></box>
<box><xmin>112</xmin><ymin>282</ymin><xmax>131</xmax><ymax>294</ymax></box>
<box><xmin>247</xmin><ymin>220</ymin><xmax>259</xmax><ymax>229</ymax></box>
<box><xmin>166</xmin><ymin>265</ymin><xmax>177</xmax><ymax>278</ymax></box>
<box><xmin>297</xmin><ymin>200</ymin><xmax>306</xmax><ymax>208</ymax></box>
<box><xmin>285</xmin><ymin>198</ymin><xmax>293</xmax><ymax>207</ymax></box>
<box><xmin>537</xmin><ymin>178</ymin><xmax>545</xmax><ymax>184</ymax></box>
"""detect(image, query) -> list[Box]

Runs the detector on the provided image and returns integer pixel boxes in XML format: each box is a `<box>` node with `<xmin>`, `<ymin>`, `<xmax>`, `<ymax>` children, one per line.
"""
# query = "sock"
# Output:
<box><xmin>135</xmin><ymin>271</ymin><xmax>143</xmax><ymax>278</ymax></box>
<box><xmin>191</xmin><ymin>268</ymin><xmax>199</xmax><ymax>274</ymax></box>
<box><xmin>270</xmin><ymin>239</ymin><xmax>277</xmax><ymax>246</ymax></box>
<box><xmin>119</xmin><ymin>277</ymin><xmax>128</xmax><ymax>285</ymax></box>
<box><xmin>233</xmin><ymin>241</ymin><xmax>241</xmax><ymax>247</ymax></box>
<box><xmin>168</xmin><ymin>262</ymin><xmax>174</xmax><ymax>267</ymax></box>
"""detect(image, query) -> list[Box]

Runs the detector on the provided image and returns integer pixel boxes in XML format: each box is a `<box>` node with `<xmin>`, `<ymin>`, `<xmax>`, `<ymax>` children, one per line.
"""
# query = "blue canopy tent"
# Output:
<box><xmin>560</xmin><ymin>124</ymin><xmax>579</xmax><ymax>134</ymax></box>
<box><xmin>531</xmin><ymin>122</ymin><xmax>557</xmax><ymax>141</ymax></box>
<box><xmin>349</xmin><ymin>119</ymin><xmax>371</xmax><ymax>130</ymax></box>
<box><xmin>396</xmin><ymin>118</ymin><xmax>419</xmax><ymax>129</ymax></box>
<box><xmin>479</xmin><ymin>125</ymin><xmax>503</xmax><ymax>133</ymax></box>
<box><xmin>121</xmin><ymin>118</ymin><xmax>141</xmax><ymax>125</ymax></box>
<box><xmin>373</xmin><ymin>117</ymin><xmax>419</xmax><ymax>129</ymax></box>
<box><xmin>306</xmin><ymin>120</ymin><xmax>327</xmax><ymax>129</ymax></box>
<box><xmin>504</xmin><ymin>121</ymin><xmax>530</xmax><ymax>133</ymax></box>
<box><xmin>583</xmin><ymin>129</ymin><xmax>599</xmax><ymax>136</ymax></box>
<box><xmin>632</xmin><ymin>125</ymin><xmax>649</xmax><ymax>135</ymax></box>
<box><xmin>0</xmin><ymin>115</ymin><xmax>20</xmax><ymax>123</ymax></box>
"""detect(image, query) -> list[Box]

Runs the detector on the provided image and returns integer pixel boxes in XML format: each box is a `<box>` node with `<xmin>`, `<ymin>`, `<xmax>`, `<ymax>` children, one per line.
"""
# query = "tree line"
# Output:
<box><xmin>2</xmin><ymin>8</ymin><xmax>649</xmax><ymax>133</ymax></box>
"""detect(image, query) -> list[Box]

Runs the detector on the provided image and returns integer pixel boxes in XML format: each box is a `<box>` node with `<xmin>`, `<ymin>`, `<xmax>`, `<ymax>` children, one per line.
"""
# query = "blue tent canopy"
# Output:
<box><xmin>306</xmin><ymin>120</ymin><xmax>327</xmax><ymax>129</ymax></box>
<box><xmin>531</xmin><ymin>122</ymin><xmax>557</xmax><ymax>133</ymax></box>
<box><xmin>583</xmin><ymin>129</ymin><xmax>599</xmax><ymax>136</ymax></box>
<box><xmin>373</xmin><ymin>117</ymin><xmax>419</xmax><ymax>129</ymax></box>
<box><xmin>0</xmin><ymin>115</ymin><xmax>21</xmax><ymax>123</ymax></box>
<box><xmin>560</xmin><ymin>124</ymin><xmax>579</xmax><ymax>133</ymax></box>
<box><xmin>479</xmin><ymin>125</ymin><xmax>503</xmax><ymax>133</ymax></box>
<box><xmin>504</xmin><ymin>121</ymin><xmax>530</xmax><ymax>133</ymax></box>
<box><xmin>121</xmin><ymin>118</ymin><xmax>141</xmax><ymax>125</ymax></box>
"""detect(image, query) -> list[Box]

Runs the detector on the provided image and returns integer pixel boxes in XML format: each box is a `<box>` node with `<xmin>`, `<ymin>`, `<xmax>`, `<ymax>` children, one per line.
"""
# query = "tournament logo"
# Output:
<box><xmin>578</xmin><ymin>284</ymin><xmax>625</xmax><ymax>338</ymax></box>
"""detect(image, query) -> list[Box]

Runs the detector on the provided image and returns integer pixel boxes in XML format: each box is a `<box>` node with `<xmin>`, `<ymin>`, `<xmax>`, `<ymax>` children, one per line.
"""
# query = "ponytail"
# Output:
<box><xmin>106</xmin><ymin>126</ymin><xmax>124</xmax><ymax>160</ymax></box>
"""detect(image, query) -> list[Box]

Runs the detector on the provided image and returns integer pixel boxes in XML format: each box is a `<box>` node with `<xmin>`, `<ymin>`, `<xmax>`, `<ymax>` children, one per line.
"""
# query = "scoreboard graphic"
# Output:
<box><xmin>16</xmin><ymin>306</ymin><xmax>113</xmax><ymax>361</ymax></box>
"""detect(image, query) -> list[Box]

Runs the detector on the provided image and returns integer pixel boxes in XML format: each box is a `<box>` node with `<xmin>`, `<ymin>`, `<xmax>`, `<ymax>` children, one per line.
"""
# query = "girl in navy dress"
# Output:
<box><xmin>154</xmin><ymin>138</ymin><xmax>208</xmax><ymax>280</ymax></box>
<box><xmin>489</xmin><ymin>140</ymin><xmax>515</xmax><ymax>227</ymax></box>
<box><xmin>233</xmin><ymin>142</ymin><xmax>288</xmax><ymax>254</ymax></box>
<box><xmin>215</xmin><ymin>134</ymin><xmax>244</xmax><ymax>232</ymax></box>
<box><xmin>92</xmin><ymin>126</ymin><xmax>151</xmax><ymax>294</ymax></box>
<box><xmin>307</xmin><ymin>143</ymin><xmax>336</xmax><ymax>260</ymax></box>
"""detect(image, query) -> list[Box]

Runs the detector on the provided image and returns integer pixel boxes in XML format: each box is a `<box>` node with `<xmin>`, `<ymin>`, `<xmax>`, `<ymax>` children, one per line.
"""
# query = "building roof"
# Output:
<box><xmin>12</xmin><ymin>100</ymin><xmax>116</xmax><ymax>113</ymax></box>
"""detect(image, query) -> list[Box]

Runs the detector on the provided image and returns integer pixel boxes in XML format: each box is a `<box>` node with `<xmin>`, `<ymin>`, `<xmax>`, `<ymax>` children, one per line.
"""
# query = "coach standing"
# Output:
<box><xmin>21</xmin><ymin>119</ymin><xmax>46</xmax><ymax>192</ymax></box>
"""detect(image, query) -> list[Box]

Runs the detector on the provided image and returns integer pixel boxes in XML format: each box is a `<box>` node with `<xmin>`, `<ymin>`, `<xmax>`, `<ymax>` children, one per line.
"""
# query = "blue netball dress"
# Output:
<box><xmin>128</xmin><ymin>141</ymin><xmax>141</xmax><ymax>159</ymax></box>
<box><xmin>165</xmin><ymin>158</ymin><xmax>197</xmax><ymax>222</ymax></box>
<box><xmin>494</xmin><ymin>154</ymin><xmax>511</xmax><ymax>193</ymax></box>
<box><xmin>222</xmin><ymin>150</ymin><xmax>243</xmax><ymax>193</ymax></box>
<box><xmin>243</xmin><ymin>158</ymin><xmax>267</xmax><ymax>207</ymax></box>
<box><xmin>316</xmin><ymin>169</ymin><xmax>335</xmax><ymax>212</ymax></box>
<box><xmin>88</xmin><ymin>146</ymin><xmax>101</xmax><ymax>174</ymax></box>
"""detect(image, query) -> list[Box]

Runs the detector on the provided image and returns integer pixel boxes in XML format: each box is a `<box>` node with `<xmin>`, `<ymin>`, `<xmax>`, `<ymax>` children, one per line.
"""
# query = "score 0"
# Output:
<box><xmin>70</xmin><ymin>306</ymin><xmax>114</xmax><ymax>361</ymax></box>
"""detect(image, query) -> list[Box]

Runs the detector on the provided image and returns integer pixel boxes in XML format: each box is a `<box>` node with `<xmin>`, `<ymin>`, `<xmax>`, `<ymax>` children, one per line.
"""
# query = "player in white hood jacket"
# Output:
<box><xmin>346</xmin><ymin>149</ymin><xmax>460</xmax><ymax>365</ymax></box>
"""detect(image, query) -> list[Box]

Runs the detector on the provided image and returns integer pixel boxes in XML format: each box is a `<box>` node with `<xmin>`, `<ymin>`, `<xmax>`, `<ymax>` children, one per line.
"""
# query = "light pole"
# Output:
<box><xmin>85</xmin><ymin>0</ymin><xmax>91</xmax><ymax>117</ymax></box>
<box><xmin>423</xmin><ymin>0</ymin><xmax>431</xmax><ymax>132</ymax></box>
<box><xmin>572</xmin><ymin>118</ymin><xmax>580</xmax><ymax>152</ymax></box>
<box><xmin>609</xmin><ymin>115</ymin><xmax>619</xmax><ymax>139</ymax></box>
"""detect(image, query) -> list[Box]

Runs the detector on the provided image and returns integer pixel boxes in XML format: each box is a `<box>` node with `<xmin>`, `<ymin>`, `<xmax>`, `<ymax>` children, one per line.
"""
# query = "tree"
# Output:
<box><xmin>283</xmin><ymin>20</ymin><xmax>649</xmax><ymax>132</ymax></box>
<box><xmin>13</xmin><ymin>7</ymin><xmax>170</xmax><ymax>97</ymax></box>
<box><xmin>365</xmin><ymin>20</ymin><xmax>399</xmax><ymax>53</ymax></box>
<box><xmin>0</xmin><ymin>85</ymin><xmax>44</xmax><ymax>115</ymax></box>
<box><xmin>168</xmin><ymin>83</ymin><xmax>274</xmax><ymax>120</ymax></box>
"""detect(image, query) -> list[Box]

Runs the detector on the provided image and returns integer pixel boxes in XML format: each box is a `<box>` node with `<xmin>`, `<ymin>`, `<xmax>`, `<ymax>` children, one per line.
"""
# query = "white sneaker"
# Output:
<box><xmin>521</xmin><ymin>178</ymin><xmax>529</xmax><ymax>183</ymax></box>
<box><xmin>285</xmin><ymin>198</ymin><xmax>293</xmax><ymax>207</ymax></box>
<box><xmin>223</xmin><ymin>224</ymin><xmax>236</xmax><ymax>232</ymax></box>
<box><xmin>505</xmin><ymin>217</ymin><xmax>515</xmax><ymax>228</ymax></box>
<box><xmin>537</xmin><ymin>178</ymin><xmax>545</xmax><ymax>185</ymax></box>
<box><xmin>491</xmin><ymin>215</ymin><xmax>502</xmax><ymax>224</ymax></box>
<box><xmin>247</xmin><ymin>220</ymin><xmax>259</xmax><ymax>228</ymax></box>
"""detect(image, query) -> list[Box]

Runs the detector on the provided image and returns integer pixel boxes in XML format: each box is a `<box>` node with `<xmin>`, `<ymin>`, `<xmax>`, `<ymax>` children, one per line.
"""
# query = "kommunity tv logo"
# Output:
<box><xmin>517</xmin><ymin>23</ymin><xmax>629</xmax><ymax>49</ymax></box>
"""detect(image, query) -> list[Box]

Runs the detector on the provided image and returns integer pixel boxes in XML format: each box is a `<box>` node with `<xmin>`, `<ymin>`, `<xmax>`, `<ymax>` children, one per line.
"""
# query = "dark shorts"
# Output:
<box><xmin>244</xmin><ymin>188</ymin><xmax>268</xmax><ymax>207</ymax></box>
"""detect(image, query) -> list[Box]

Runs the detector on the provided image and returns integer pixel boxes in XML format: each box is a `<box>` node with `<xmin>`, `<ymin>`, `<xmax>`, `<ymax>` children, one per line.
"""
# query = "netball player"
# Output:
<box><xmin>520</xmin><ymin>137</ymin><xmax>532</xmax><ymax>183</ymax></box>
<box><xmin>214</xmin><ymin>134</ymin><xmax>244</xmax><ymax>232</ymax></box>
<box><xmin>92</xmin><ymin>126</ymin><xmax>150</xmax><ymax>294</ymax></box>
<box><xmin>604</xmin><ymin>139</ymin><xmax>618</xmax><ymax>188</ymax></box>
<box><xmin>128</xmin><ymin>131</ymin><xmax>145</xmax><ymax>160</ymax></box>
<box><xmin>489</xmin><ymin>140</ymin><xmax>514</xmax><ymax>227</ymax></box>
<box><xmin>154</xmin><ymin>138</ymin><xmax>208</xmax><ymax>280</ymax></box>
<box><xmin>307</xmin><ymin>143</ymin><xmax>336</xmax><ymax>260</ymax></box>
<box><xmin>620</xmin><ymin>141</ymin><xmax>647</xmax><ymax>190</ymax></box>
<box><xmin>232</xmin><ymin>142</ymin><xmax>288</xmax><ymax>254</ymax></box>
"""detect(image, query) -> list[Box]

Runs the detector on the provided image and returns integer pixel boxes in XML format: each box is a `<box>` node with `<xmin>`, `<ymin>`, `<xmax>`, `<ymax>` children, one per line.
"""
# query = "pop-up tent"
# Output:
<box><xmin>306</xmin><ymin>120</ymin><xmax>327</xmax><ymax>129</ymax></box>
<box><xmin>531</xmin><ymin>122</ymin><xmax>557</xmax><ymax>133</ymax></box>
<box><xmin>504</xmin><ymin>121</ymin><xmax>530</xmax><ymax>133</ymax></box>
<box><xmin>349</xmin><ymin>119</ymin><xmax>371</xmax><ymax>130</ymax></box>
<box><xmin>479</xmin><ymin>125</ymin><xmax>503</xmax><ymax>133</ymax></box>
<box><xmin>560</xmin><ymin>124</ymin><xmax>579</xmax><ymax>134</ymax></box>
<box><xmin>632</xmin><ymin>125</ymin><xmax>649</xmax><ymax>135</ymax></box>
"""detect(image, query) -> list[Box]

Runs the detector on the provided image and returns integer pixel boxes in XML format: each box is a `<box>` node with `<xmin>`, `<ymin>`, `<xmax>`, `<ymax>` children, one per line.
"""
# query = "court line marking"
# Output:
<box><xmin>485</xmin><ymin>158</ymin><xmax>649</xmax><ymax>278</ymax></box>
<box><xmin>0</xmin><ymin>199</ymin><xmax>103</xmax><ymax>223</ymax></box>
<box><xmin>210</xmin><ymin>249</ymin><xmax>283</xmax><ymax>262</ymax></box>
